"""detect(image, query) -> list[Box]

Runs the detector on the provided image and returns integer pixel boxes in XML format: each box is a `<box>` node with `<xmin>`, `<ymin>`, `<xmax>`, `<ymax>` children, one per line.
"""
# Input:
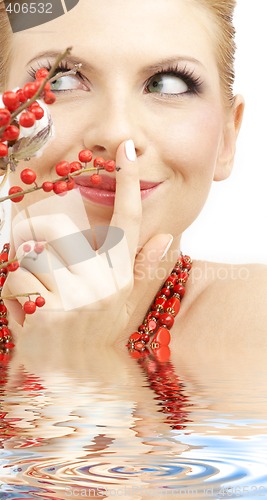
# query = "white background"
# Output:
<box><xmin>183</xmin><ymin>0</ymin><xmax>267</xmax><ymax>263</ymax></box>
<box><xmin>1</xmin><ymin>0</ymin><xmax>266</xmax><ymax>264</ymax></box>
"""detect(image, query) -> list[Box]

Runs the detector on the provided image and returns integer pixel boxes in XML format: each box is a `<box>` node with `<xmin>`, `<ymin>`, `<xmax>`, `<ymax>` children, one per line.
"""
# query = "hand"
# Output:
<box><xmin>3</xmin><ymin>140</ymin><xmax>175</xmax><ymax>348</ymax></box>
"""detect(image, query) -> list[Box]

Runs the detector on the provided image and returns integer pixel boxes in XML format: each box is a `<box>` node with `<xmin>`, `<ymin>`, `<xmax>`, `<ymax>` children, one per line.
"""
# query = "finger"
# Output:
<box><xmin>129</xmin><ymin>234</ymin><xmax>180</xmax><ymax>317</ymax></box>
<box><xmin>110</xmin><ymin>139</ymin><xmax>141</xmax><ymax>264</ymax></box>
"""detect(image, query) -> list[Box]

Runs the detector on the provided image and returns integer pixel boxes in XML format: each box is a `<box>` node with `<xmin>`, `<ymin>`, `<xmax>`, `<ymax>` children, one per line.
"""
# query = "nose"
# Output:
<box><xmin>82</xmin><ymin>91</ymin><xmax>146</xmax><ymax>160</ymax></box>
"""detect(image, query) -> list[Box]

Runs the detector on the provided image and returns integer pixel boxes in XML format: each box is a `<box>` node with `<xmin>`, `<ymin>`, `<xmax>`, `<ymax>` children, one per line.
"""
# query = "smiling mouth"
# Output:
<box><xmin>74</xmin><ymin>175</ymin><xmax>162</xmax><ymax>206</ymax></box>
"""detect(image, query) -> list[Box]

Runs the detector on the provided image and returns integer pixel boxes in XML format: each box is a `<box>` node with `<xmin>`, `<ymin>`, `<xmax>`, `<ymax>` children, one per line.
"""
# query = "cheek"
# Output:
<box><xmin>156</xmin><ymin>105</ymin><xmax>223</xmax><ymax>179</ymax></box>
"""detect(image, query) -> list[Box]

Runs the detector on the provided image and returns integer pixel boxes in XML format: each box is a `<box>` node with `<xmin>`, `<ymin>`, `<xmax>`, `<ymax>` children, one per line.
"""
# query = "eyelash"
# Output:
<box><xmin>27</xmin><ymin>61</ymin><xmax>203</xmax><ymax>96</ymax></box>
<box><xmin>27</xmin><ymin>60</ymin><xmax>86</xmax><ymax>91</ymax></box>
<box><xmin>146</xmin><ymin>64</ymin><xmax>203</xmax><ymax>95</ymax></box>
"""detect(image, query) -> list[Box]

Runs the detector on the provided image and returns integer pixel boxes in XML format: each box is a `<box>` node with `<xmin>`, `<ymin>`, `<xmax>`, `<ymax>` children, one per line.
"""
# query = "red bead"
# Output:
<box><xmin>147</xmin><ymin>311</ymin><xmax>160</xmax><ymax>321</ymax></box>
<box><xmin>0</xmin><ymin>108</ymin><xmax>11</xmax><ymax>127</ymax></box>
<box><xmin>178</xmin><ymin>271</ymin><xmax>189</xmax><ymax>283</ymax></box>
<box><xmin>104</xmin><ymin>160</ymin><xmax>116</xmax><ymax>172</ymax></box>
<box><xmin>43</xmin><ymin>91</ymin><xmax>56</xmax><ymax>104</ymax></box>
<box><xmin>23</xmin><ymin>82</ymin><xmax>38</xmax><ymax>99</ymax></box>
<box><xmin>0</xmin><ymin>318</ymin><xmax>8</xmax><ymax>326</ymax></box>
<box><xmin>0</xmin><ymin>304</ymin><xmax>7</xmax><ymax>313</ymax></box>
<box><xmin>154</xmin><ymin>346</ymin><xmax>170</xmax><ymax>363</ymax></box>
<box><xmin>70</xmin><ymin>161</ymin><xmax>82</xmax><ymax>173</ymax></box>
<box><xmin>35</xmin><ymin>296</ymin><xmax>45</xmax><ymax>307</ymax></box>
<box><xmin>42</xmin><ymin>181</ymin><xmax>54</xmax><ymax>192</ymax></box>
<box><xmin>138</xmin><ymin>324</ymin><xmax>146</xmax><ymax>333</ymax></box>
<box><xmin>93</xmin><ymin>157</ymin><xmax>105</xmax><ymax>169</ymax></box>
<box><xmin>165</xmin><ymin>297</ymin><xmax>181</xmax><ymax>316</ymax></box>
<box><xmin>2</xmin><ymin>91</ymin><xmax>19</xmax><ymax>111</ymax></box>
<box><xmin>161</xmin><ymin>287</ymin><xmax>171</xmax><ymax>297</ymax></box>
<box><xmin>19</xmin><ymin>111</ymin><xmax>36</xmax><ymax>128</ymax></box>
<box><xmin>53</xmin><ymin>180</ymin><xmax>68</xmax><ymax>195</ymax></box>
<box><xmin>8</xmin><ymin>186</ymin><xmax>24</xmax><ymax>203</ymax></box>
<box><xmin>55</xmin><ymin>161</ymin><xmax>70</xmax><ymax>177</ymax></box>
<box><xmin>7</xmin><ymin>261</ymin><xmax>19</xmax><ymax>272</ymax></box>
<box><xmin>129</xmin><ymin>332</ymin><xmax>141</xmax><ymax>342</ymax></box>
<box><xmin>159</xmin><ymin>313</ymin><xmax>175</xmax><ymax>328</ymax></box>
<box><xmin>151</xmin><ymin>327</ymin><xmax>171</xmax><ymax>347</ymax></box>
<box><xmin>67</xmin><ymin>177</ymin><xmax>75</xmax><ymax>191</ymax></box>
<box><xmin>0</xmin><ymin>276</ymin><xmax>6</xmax><ymax>286</ymax></box>
<box><xmin>155</xmin><ymin>297</ymin><xmax>166</xmax><ymax>308</ymax></box>
<box><xmin>16</xmin><ymin>89</ymin><xmax>27</xmax><ymax>103</ymax></box>
<box><xmin>23</xmin><ymin>301</ymin><xmax>36</xmax><ymax>314</ymax></box>
<box><xmin>78</xmin><ymin>149</ymin><xmax>93</xmax><ymax>163</ymax></box>
<box><xmin>140</xmin><ymin>333</ymin><xmax>150</xmax><ymax>343</ymax></box>
<box><xmin>147</xmin><ymin>319</ymin><xmax>157</xmax><ymax>332</ymax></box>
<box><xmin>20</xmin><ymin>168</ymin><xmax>37</xmax><ymax>185</ymax></box>
<box><xmin>3</xmin><ymin>125</ymin><xmax>20</xmax><ymax>142</ymax></box>
<box><xmin>134</xmin><ymin>341</ymin><xmax>146</xmax><ymax>351</ymax></box>
<box><xmin>0</xmin><ymin>143</ymin><xmax>8</xmax><ymax>157</ymax></box>
<box><xmin>90</xmin><ymin>174</ymin><xmax>102</xmax><ymax>186</ymax></box>
<box><xmin>31</xmin><ymin>106</ymin><xmax>44</xmax><ymax>120</ymax></box>
<box><xmin>173</xmin><ymin>283</ymin><xmax>185</xmax><ymax>297</ymax></box>
<box><xmin>0</xmin><ymin>252</ymin><xmax>9</xmax><ymax>262</ymax></box>
<box><xmin>165</xmin><ymin>275</ymin><xmax>177</xmax><ymax>287</ymax></box>
<box><xmin>4</xmin><ymin>342</ymin><xmax>15</xmax><ymax>349</ymax></box>
<box><xmin>35</xmin><ymin>67</ymin><xmax>49</xmax><ymax>79</ymax></box>
<box><xmin>0</xmin><ymin>327</ymin><xmax>10</xmax><ymax>337</ymax></box>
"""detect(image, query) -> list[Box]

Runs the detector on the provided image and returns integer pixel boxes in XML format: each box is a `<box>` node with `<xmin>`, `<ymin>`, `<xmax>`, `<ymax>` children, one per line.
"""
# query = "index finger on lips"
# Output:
<box><xmin>110</xmin><ymin>140</ymin><xmax>141</xmax><ymax>264</ymax></box>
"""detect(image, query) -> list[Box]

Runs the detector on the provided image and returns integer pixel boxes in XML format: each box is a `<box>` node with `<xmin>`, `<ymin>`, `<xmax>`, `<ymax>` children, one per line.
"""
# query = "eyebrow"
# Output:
<box><xmin>26</xmin><ymin>50</ymin><xmax>94</xmax><ymax>72</ymax></box>
<box><xmin>144</xmin><ymin>56</ymin><xmax>206</xmax><ymax>73</ymax></box>
<box><xmin>26</xmin><ymin>51</ymin><xmax>206</xmax><ymax>73</ymax></box>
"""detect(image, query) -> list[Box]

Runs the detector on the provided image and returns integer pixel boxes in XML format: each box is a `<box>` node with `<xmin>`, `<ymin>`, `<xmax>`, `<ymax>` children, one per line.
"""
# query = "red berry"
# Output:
<box><xmin>28</xmin><ymin>101</ymin><xmax>39</xmax><ymax>109</ymax></box>
<box><xmin>0</xmin><ymin>143</ymin><xmax>8</xmax><ymax>157</ymax></box>
<box><xmin>93</xmin><ymin>157</ymin><xmax>105</xmax><ymax>169</ymax></box>
<box><xmin>2</xmin><ymin>91</ymin><xmax>20</xmax><ymax>111</ymax></box>
<box><xmin>35</xmin><ymin>68</ymin><xmax>49</xmax><ymax>79</ymax></box>
<box><xmin>0</xmin><ymin>108</ymin><xmax>11</xmax><ymax>127</ymax></box>
<box><xmin>53</xmin><ymin>180</ymin><xmax>68</xmax><ymax>195</ymax></box>
<box><xmin>34</xmin><ymin>242</ymin><xmax>44</xmax><ymax>254</ymax></box>
<box><xmin>70</xmin><ymin>161</ymin><xmax>82</xmax><ymax>173</ymax></box>
<box><xmin>23</xmin><ymin>300</ymin><xmax>36</xmax><ymax>314</ymax></box>
<box><xmin>104</xmin><ymin>160</ymin><xmax>116</xmax><ymax>172</ymax></box>
<box><xmin>7</xmin><ymin>261</ymin><xmax>19</xmax><ymax>272</ymax></box>
<box><xmin>78</xmin><ymin>149</ymin><xmax>93</xmax><ymax>163</ymax></box>
<box><xmin>19</xmin><ymin>111</ymin><xmax>36</xmax><ymax>128</ymax></box>
<box><xmin>3</xmin><ymin>125</ymin><xmax>20</xmax><ymax>141</ymax></box>
<box><xmin>23</xmin><ymin>82</ymin><xmax>38</xmax><ymax>99</ymax></box>
<box><xmin>90</xmin><ymin>174</ymin><xmax>102</xmax><ymax>186</ymax></box>
<box><xmin>35</xmin><ymin>296</ymin><xmax>45</xmax><ymax>308</ymax></box>
<box><xmin>23</xmin><ymin>243</ymin><xmax>32</xmax><ymax>253</ymax></box>
<box><xmin>16</xmin><ymin>89</ymin><xmax>27</xmax><ymax>103</ymax></box>
<box><xmin>55</xmin><ymin>161</ymin><xmax>70</xmax><ymax>177</ymax></box>
<box><xmin>35</xmin><ymin>78</ymin><xmax>51</xmax><ymax>92</ymax></box>
<box><xmin>66</xmin><ymin>177</ymin><xmax>75</xmax><ymax>191</ymax></box>
<box><xmin>31</xmin><ymin>106</ymin><xmax>44</xmax><ymax>120</ymax></box>
<box><xmin>8</xmin><ymin>186</ymin><xmax>24</xmax><ymax>203</ymax></box>
<box><xmin>42</xmin><ymin>181</ymin><xmax>54</xmax><ymax>192</ymax></box>
<box><xmin>43</xmin><ymin>91</ymin><xmax>56</xmax><ymax>104</ymax></box>
<box><xmin>20</xmin><ymin>168</ymin><xmax>37</xmax><ymax>185</ymax></box>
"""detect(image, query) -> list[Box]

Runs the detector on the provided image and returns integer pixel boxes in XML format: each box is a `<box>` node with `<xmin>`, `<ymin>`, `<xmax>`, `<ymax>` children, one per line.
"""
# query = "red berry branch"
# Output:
<box><xmin>0</xmin><ymin>47</ymin><xmax>119</xmax><ymax>358</ymax></box>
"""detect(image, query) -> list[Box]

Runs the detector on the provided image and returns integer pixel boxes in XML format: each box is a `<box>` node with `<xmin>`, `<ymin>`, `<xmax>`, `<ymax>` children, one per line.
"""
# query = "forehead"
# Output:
<box><xmin>9</xmin><ymin>0</ymin><xmax>218</xmax><ymax>79</ymax></box>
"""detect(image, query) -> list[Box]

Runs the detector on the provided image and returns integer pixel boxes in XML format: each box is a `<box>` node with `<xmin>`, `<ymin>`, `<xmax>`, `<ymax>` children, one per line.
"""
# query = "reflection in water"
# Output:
<box><xmin>0</xmin><ymin>348</ymin><xmax>267</xmax><ymax>500</ymax></box>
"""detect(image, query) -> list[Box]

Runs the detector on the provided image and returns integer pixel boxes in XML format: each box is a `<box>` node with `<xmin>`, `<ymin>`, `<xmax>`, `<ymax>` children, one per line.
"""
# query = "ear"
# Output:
<box><xmin>214</xmin><ymin>95</ymin><xmax>245</xmax><ymax>181</ymax></box>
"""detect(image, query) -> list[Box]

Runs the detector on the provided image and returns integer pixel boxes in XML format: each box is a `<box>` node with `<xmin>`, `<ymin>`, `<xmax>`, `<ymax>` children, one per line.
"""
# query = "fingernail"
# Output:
<box><xmin>125</xmin><ymin>139</ymin><xmax>136</xmax><ymax>162</ymax></box>
<box><xmin>160</xmin><ymin>235</ymin><xmax>174</xmax><ymax>260</ymax></box>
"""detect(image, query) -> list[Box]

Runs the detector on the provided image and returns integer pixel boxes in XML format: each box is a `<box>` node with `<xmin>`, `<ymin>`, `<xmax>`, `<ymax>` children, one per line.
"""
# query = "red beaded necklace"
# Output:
<box><xmin>0</xmin><ymin>244</ymin><xmax>193</xmax><ymax>429</ymax></box>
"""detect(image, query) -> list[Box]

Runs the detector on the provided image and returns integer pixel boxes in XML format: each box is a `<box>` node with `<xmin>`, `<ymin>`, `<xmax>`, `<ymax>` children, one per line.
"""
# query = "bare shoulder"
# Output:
<box><xmin>177</xmin><ymin>259</ymin><xmax>267</xmax><ymax>348</ymax></box>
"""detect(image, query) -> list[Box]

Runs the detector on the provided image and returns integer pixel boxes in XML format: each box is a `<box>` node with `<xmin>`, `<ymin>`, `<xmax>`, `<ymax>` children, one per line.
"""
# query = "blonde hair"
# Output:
<box><xmin>0</xmin><ymin>0</ymin><xmax>236</xmax><ymax>102</ymax></box>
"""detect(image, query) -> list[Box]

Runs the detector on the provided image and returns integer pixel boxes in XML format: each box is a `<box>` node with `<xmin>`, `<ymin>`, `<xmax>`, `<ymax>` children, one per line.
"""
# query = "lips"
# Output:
<box><xmin>74</xmin><ymin>174</ymin><xmax>160</xmax><ymax>191</ymax></box>
<box><xmin>74</xmin><ymin>174</ymin><xmax>162</xmax><ymax>206</ymax></box>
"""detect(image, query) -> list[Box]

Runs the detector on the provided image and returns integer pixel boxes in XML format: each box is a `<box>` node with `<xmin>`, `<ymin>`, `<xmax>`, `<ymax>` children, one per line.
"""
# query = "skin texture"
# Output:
<box><xmin>2</xmin><ymin>0</ymin><xmax>267</xmax><ymax>358</ymax></box>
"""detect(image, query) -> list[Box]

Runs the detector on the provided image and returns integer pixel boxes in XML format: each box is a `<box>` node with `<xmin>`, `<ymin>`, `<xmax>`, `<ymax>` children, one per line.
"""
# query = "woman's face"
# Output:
<box><xmin>7</xmin><ymin>0</ymin><xmax>240</xmax><ymax>246</ymax></box>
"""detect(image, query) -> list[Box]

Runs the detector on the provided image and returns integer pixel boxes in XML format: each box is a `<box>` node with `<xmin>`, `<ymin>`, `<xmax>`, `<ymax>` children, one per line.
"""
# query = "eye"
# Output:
<box><xmin>146</xmin><ymin>73</ymin><xmax>188</xmax><ymax>95</ymax></box>
<box><xmin>50</xmin><ymin>74</ymin><xmax>87</xmax><ymax>92</ymax></box>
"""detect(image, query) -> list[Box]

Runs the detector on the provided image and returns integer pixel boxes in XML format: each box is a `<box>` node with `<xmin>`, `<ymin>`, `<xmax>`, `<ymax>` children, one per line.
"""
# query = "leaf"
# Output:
<box><xmin>11</xmin><ymin>115</ymin><xmax>53</xmax><ymax>160</ymax></box>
